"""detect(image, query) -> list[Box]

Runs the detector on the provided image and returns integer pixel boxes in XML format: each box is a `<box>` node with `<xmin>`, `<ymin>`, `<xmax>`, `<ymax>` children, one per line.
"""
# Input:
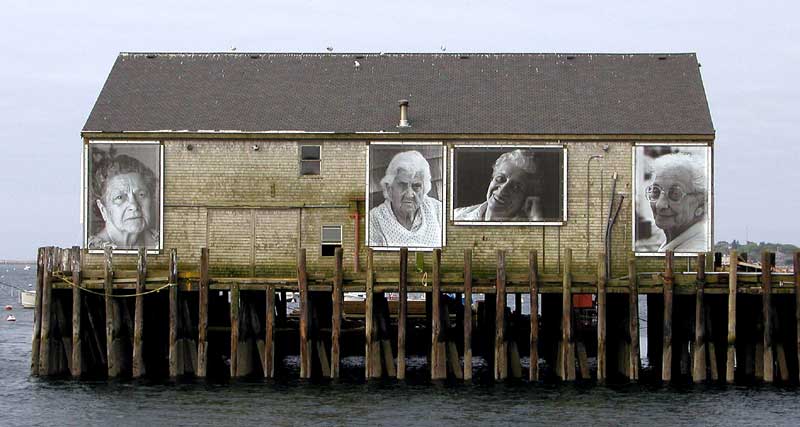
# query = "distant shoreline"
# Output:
<box><xmin>0</xmin><ymin>260</ymin><xmax>35</xmax><ymax>265</ymax></box>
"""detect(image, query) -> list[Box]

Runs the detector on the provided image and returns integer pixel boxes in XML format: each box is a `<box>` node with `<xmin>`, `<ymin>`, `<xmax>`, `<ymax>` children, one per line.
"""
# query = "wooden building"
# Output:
<box><xmin>81</xmin><ymin>52</ymin><xmax>714</xmax><ymax>274</ymax></box>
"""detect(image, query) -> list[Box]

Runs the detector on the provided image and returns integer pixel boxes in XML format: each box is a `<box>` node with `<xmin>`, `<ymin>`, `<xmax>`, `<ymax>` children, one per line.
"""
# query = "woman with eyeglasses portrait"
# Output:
<box><xmin>645</xmin><ymin>152</ymin><xmax>707</xmax><ymax>252</ymax></box>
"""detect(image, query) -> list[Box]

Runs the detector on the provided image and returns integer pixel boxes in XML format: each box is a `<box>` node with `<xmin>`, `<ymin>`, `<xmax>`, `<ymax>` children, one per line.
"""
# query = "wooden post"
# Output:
<box><xmin>330</xmin><ymin>247</ymin><xmax>343</xmax><ymax>379</ymax></box>
<box><xmin>229</xmin><ymin>282</ymin><xmax>240</xmax><ymax>377</ymax></box>
<box><xmin>197</xmin><ymin>248</ymin><xmax>209</xmax><ymax>378</ymax></box>
<box><xmin>597</xmin><ymin>251</ymin><xmax>607</xmax><ymax>384</ymax></box>
<box><xmin>431</xmin><ymin>249</ymin><xmax>446</xmax><ymax>380</ymax></box>
<box><xmin>71</xmin><ymin>247</ymin><xmax>83</xmax><ymax>378</ymax></box>
<box><xmin>762</xmin><ymin>251</ymin><xmax>773</xmax><ymax>383</ymax></box>
<box><xmin>364</xmin><ymin>249</ymin><xmax>377</xmax><ymax>379</ymax></box>
<box><xmin>628</xmin><ymin>255</ymin><xmax>640</xmax><ymax>382</ymax></box>
<box><xmin>39</xmin><ymin>248</ymin><xmax>54</xmax><ymax>376</ymax></box>
<box><xmin>103</xmin><ymin>247</ymin><xmax>117</xmax><ymax>378</ymax></box>
<box><xmin>529</xmin><ymin>250</ymin><xmax>539</xmax><ymax>382</ymax></box>
<box><xmin>264</xmin><ymin>285</ymin><xmax>275</xmax><ymax>378</ymax></box>
<box><xmin>495</xmin><ymin>249</ymin><xmax>508</xmax><ymax>381</ymax></box>
<box><xmin>464</xmin><ymin>249</ymin><xmax>473</xmax><ymax>381</ymax></box>
<box><xmin>31</xmin><ymin>247</ymin><xmax>45</xmax><ymax>376</ymax></box>
<box><xmin>562</xmin><ymin>248</ymin><xmax>574</xmax><ymax>381</ymax></box>
<box><xmin>727</xmin><ymin>250</ymin><xmax>738</xmax><ymax>384</ymax></box>
<box><xmin>168</xmin><ymin>249</ymin><xmax>179</xmax><ymax>378</ymax></box>
<box><xmin>132</xmin><ymin>248</ymin><xmax>147</xmax><ymax>378</ymax></box>
<box><xmin>693</xmin><ymin>253</ymin><xmax>707</xmax><ymax>383</ymax></box>
<box><xmin>298</xmin><ymin>248</ymin><xmax>311</xmax><ymax>379</ymax></box>
<box><xmin>795</xmin><ymin>251</ymin><xmax>800</xmax><ymax>384</ymax></box>
<box><xmin>662</xmin><ymin>250</ymin><xmax>674</xmax><ymax>383</ymax></box>
<box><xmin>397</xmin><ymin>247</ymin><xmax>408</xmax><ymax>380</ymax></box>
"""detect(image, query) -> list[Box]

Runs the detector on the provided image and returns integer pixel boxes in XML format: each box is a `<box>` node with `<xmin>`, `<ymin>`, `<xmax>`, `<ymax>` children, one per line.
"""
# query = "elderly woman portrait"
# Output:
<box><xmin>644</xmin><ymin>151</ymin><xmax>708</xmax><ymax>252</ymax></box>
<box><xmin>368</xmin><ymin>149</ymin><xmax>443</xmax><ymax>248</ymax></box>
<box><xmin>88</xmin><ymin>146</ymin><xmax>160</xmax><ymax>250</ymax></box>
<box><xmin>454</xmin><ymin>149</ymin><xmax>545</xmax><ymax>221</ymax></box>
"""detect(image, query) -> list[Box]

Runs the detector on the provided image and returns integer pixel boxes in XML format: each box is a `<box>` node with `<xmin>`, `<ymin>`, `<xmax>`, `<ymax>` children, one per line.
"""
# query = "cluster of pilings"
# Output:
<box><xmin>31</xmin><ymin>245</ymin><xmax>800</xmax><ymax>385</ymax></box>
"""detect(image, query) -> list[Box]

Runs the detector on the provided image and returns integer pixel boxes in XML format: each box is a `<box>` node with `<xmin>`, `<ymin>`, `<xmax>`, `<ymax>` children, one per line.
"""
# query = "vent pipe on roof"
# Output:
<box><xmin>398</xmin><ymin>99</ymin><xmax>410</xmax><ymax>128</ymax></box>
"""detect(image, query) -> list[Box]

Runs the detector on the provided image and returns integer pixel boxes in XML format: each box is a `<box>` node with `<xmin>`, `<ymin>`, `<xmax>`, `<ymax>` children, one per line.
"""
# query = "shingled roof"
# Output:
<box><xmin>83</xmin><ymin>52</ymin><xmax>714</xmax><ymax>135</ymax></box>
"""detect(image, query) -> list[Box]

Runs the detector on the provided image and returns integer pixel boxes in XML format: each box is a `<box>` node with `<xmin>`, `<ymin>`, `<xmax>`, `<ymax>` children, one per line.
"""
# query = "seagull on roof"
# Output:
<box><xmin>354</xmin><ymin>60</ymin><xmax>360</xmax><ymax>68</ymax></box>
<box><xmin>231</xmin><ymin>46</ymin><xmax>237</xmax><ymax>51</ymax></box>
<box><xmin>440</xmin><ymin>45</ymin><xmax>446</xmax><ymax>52</ymax></box>
<box><xmin>326</xmin><ymin>46</ymin><xmax>333</xmax><ymax>52</ymax></box>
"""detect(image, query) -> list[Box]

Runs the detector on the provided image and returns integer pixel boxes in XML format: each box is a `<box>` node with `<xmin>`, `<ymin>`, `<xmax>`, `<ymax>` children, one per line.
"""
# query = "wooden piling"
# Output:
<box><xmin>795</xmin><ymin>251</ymin><xmax>800</xmax><ymax>384</ymax></box>
<box><xmin>562</xmin><ymin>248</ymin><xmax>574</xmax><ymax>381</ymax></box>
<box><xmin>38</xmin><ymin>248</ymin><xmax>53</xmax><ymax>376</ymax></box>
<box><xmin>132</xmin><ymin>248</ymin><xmax>147</xmax><ymax>378</ymax></box>
<box><xmin>397</xmin><ymin>247</ymin><xmax>408</xmax><ymax>380</ymax></box>
<box><xmin>197</xmin><ymin>248</ymin><xmax>209</xmax><ymax>378</ymax></box>
<box><xmin>727</xmin><ymin>250</ymin><xmax>738</xmax><ymax>384</ymax></box>
<box><xmin>365</xmin><ymin>249</ymin><xmax>377</xmax><ymax>378</ymax></box>
<box><xmin>168</xmin><ymin>249</ymin><xmax>179</xmax><ymax>378</ymax></box>
<box><xmin>298</xmin><ymin>248</ymin><xmax>311</xmax><ymax>379</ymax></box>
<box><xmin>103</xmin><ymin>247</ymin><xmax>117</xmax><ymax>378</ymax></box>
<box><xmin>628</xmin><ymin>255</ymin><xmax>640</xmax><ymax>381</ymax></box>
<box><xmin>597</xmin><ymin>251</ymin><xmax>607</xmax><ymax>384</ymax></box>
<box><xmin>31</xmin><ymin>247</ymin><xmax>45</xmax><ymax>376</ymax></box>
<box><xmin>230</xmin><ymin>282</ymin><xmax>240</xmax><ymax>377</ymax></box>
<box><xmin>529</xmin><ymin>250</ymin><xmax>539</xmax><ymax>382</ymax></box>
<box><xmin>431</xmin><ymin>249</ymin><xmax>446</xmax><ymax>380</ymax></box>
<box><xmin>494</xmin><ymin>250</ymin><xmax>508</xmax><ymax>381</ymax></box>
<box><xmin>331</xmin><ymin>247</ymin><xmax>343</xmax><ymax>379</ymax></box>
<box><xmin>263</xmin><ymin>285</ymin><xmax>275</xmax><ymax>378</ymax></box>
<box><xmin>662</xmin><ymin>250</ymin><xmax>674</xmax><ymax>383</ymax></box>
<box><xmin>70</xmin><ymin>247</ymin><xmax>82</xmax><ymax>377</ymax></box>
<box><xmin>762</xmin><ymin>251</ymin><xmax>773</xmax><ymax>383</ymax></box>
<box><xmin>693</xmin><ymin>253</ymin><xmax>707</xmax><ymax>383</ymax></box>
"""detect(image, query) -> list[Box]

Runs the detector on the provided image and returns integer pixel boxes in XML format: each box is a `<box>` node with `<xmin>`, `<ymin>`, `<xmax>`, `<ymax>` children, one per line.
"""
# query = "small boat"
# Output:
<box><xmin>24</xmin><ymin>265</ymin><xmax>31</xmax><ymax>271</ymax></box>
<box><xmin>20</xmin><ymin>290</ymin><xmax>36</xmax><ymax>309</ymax></box>
<box><xmin>4</xmin><ymin>305</ymin><xmax>12</xmax><ymax>311</ymax></box>
<box><xmin>6</xmin><ymin>314</ymin><xmax>16</xmax><ymax>322</ymax></box>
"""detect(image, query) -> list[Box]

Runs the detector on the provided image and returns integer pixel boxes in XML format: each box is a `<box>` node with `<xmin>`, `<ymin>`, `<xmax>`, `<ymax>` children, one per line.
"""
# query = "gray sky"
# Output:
<box><xmin>1</xmin><ymin>0</ymin><xmax>798</xmax><ymax>259</ymax></box>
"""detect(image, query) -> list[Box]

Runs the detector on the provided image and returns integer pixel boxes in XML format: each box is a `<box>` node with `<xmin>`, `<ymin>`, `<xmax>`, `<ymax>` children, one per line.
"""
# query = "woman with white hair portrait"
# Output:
<box><xmin>645</xmin><ymin>151</ymin><xmax>708</xmax><ymax>252</ymax></box>
<box><xmin>368</xmin><ymin>150</ymin><xmax>442</xmax><ymax>248</ymax></box>
<box><xmin>454</xmin><ymin>149</ymin><xmax>544</xmax><ymax>221</ymax></box>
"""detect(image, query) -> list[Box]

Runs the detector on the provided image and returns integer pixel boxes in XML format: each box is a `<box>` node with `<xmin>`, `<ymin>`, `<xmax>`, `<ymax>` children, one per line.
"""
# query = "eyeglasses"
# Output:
<box><xmin>645</xmin><ymin>184</ymin><xmax>699</xmax><ymax>203</ymax></box>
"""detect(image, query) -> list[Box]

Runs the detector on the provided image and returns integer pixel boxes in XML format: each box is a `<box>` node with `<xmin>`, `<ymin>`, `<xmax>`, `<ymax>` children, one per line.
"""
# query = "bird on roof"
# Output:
<box><xmin>354</xmin><ymin>60</ymin><xmax>360</xmax><ymax>68</ymax></box>
<box><xmin>231</xmin><ymin>46</ymin><xmax>237</xmax><ymax>51</ymax></box>
<box><xmin>326</xmin><ymin>46</ymin><xmax>333</xmax><ymax>52</ymax></box>
<box><xmin>440</xmin><ymin>45</ymin><xmax>446</xmax><ymax>52</ymax></box>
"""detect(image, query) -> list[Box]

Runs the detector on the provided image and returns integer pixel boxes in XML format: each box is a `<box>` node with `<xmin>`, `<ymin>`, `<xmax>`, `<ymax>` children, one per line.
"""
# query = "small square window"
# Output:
<box><xmin>321</xmin><ymin>225</ymin><xmax>342</xmax><ymax>257</ymax></box>
<box><xmin>300</xmin><ymin>145</ymin><xmax>321</xmax><ymax>176</ymax></box>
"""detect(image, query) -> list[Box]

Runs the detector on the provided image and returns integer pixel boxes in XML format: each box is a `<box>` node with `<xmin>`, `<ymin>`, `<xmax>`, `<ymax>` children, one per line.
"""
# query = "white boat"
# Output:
<box><xmin>20</xmin><ymin>290</ymin><xmax>36</xmax><ymax>309</ymax></box>
<box><xmin>24</xmin><ymin>265</ymin><xmax>31</xmax><ymax>271</ymax></box>
<box><xmin>6</xmin><ymin>314</ymin><xmax>16</xmax><ymax>322</ymax></box>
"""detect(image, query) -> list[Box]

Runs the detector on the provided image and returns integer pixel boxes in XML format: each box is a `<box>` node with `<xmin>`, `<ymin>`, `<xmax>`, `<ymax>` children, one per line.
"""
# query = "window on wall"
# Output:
<box><xmin>300</xmin><ymin>145</ymin><xmax>321</xmax><ymax>175</ymax></box>
<box><xmin>321</xmin><ymin>225</ymin><xmax>342</xmax><ymax>256</ymax></box>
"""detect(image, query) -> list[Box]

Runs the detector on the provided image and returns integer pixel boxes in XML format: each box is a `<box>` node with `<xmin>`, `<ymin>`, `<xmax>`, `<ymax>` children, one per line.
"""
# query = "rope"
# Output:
<box><xmin>52</xmin><ymin>272</ymin><xmax>174</xmax><ymax>298</ymax></box>
<box><xmin>0</xmin><ymin>280</ymin><xmax>32</xmax><ymax>293</ymax></box>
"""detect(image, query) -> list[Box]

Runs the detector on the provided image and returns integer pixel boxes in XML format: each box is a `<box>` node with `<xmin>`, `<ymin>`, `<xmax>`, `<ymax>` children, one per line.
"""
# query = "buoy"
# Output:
<box><xmin>6</xmin><ymin>314</ymin><xmax>16</xmax><ymax>322</ymax></box>
<box><xmin>4</xmin><ymin>305</ymin><xmax>12</xmax><ymax>311</ymax></box>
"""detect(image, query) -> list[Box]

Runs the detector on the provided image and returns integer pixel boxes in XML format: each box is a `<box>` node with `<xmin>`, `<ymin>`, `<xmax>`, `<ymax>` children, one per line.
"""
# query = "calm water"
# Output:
<box><xmin>2</xmin><ymin>265</ymin><xmax>800</xmax><ymax>426</ymax></box>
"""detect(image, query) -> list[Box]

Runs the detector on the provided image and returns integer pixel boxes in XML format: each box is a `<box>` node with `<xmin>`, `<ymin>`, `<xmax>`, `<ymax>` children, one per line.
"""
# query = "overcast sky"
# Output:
<box><xmin>0</xmin><ymin>0</ymin><xmax>798</xmax><ymax>259</ymax></box>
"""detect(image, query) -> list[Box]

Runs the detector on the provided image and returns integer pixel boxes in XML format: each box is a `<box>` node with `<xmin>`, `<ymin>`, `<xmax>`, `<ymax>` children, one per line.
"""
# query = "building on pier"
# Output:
<box><xmin>81</xmin><ymin>52</ymin><xmax>714</xmax><ymax>275</ymax></box>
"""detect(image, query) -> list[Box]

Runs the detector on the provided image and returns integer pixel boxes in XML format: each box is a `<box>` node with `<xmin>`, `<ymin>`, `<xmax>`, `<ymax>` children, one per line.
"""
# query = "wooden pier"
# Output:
<box><xmin>31</xmin><ymin>246</ymin><xmax>800</xmax><ymax>384</ymax></box>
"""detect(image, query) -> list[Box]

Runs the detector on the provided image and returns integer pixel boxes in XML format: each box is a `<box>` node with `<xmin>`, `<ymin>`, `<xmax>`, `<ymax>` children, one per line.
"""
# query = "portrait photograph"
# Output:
<box><xmin>451</xmin><ymin>146</ymin><xmax>565</xmax><ymax>225</ymax></box>
<box><xmin>367</xmin><ymin>143</ymin><xmax>445</xmax><ymax>250</ymax></box>
<box><xmin>85</xmin><ymin>141</ymin><xmax>163</xmax><ymax>253</ymax></box>
<box><xmin>633</xmin><ymin>145</ymin><xmax>711</xmax><ymax>255</ymax></box>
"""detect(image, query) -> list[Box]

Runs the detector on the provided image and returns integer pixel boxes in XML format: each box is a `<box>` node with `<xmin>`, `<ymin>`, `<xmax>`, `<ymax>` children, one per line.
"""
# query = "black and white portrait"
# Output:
<box><xmin>367</xmin><ymin>144</ymin><xmax>445</xmax><ymax>249</ymax></box>
<box><xmin>633</xmin><ymin>145</ymin><xmax>711</xmax><ymax>254</ymax></box>
<box><xmin>85</xmin><ymin>142</ymin><xmax>163</xmax><ymax>252</ymax></box>
<box><xmin>452</xmin><ymin>146</ymin><xmax>565</xmax><ymax>224</ymax></box>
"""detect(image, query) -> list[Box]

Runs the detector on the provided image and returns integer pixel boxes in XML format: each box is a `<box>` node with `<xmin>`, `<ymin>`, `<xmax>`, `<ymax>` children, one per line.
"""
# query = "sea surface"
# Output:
<box><xmin>2</xmin><ymin>264</ymin><xmax>800</xmax><ymax>426</ymax></box>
